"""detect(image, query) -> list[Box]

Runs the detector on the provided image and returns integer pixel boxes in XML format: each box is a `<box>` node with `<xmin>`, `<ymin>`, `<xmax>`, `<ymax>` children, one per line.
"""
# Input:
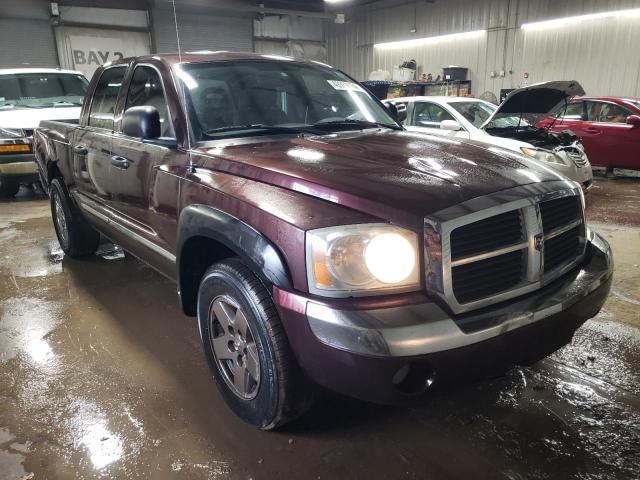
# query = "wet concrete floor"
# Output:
<box><xmin>1</xmin><ymin>178</ymin><xmax>639</xmax><ymax>480</ymax></box>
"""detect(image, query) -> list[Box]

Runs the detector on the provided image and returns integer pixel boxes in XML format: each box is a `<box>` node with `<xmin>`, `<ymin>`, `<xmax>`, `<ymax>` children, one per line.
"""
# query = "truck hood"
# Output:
<box><xmin>195</xmin><ymin>130</ymin><xmax>564</xmax><ymax>225</ymax></box>
<box><xmin>481</xmin><ymin>80</ymin><xmax>586</xmax><ymax>129</ymax></box>
<box><xmin>0</xmin><ymin>106</ymin><xmax>81</xmax><ymax>129</ymax></box>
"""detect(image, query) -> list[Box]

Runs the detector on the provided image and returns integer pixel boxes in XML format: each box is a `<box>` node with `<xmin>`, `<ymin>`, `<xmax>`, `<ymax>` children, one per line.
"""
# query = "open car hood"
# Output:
<box><xmin>480</xmin><ymin>80</ymin><xmax>586</xmax><ymax>129</ymax></box>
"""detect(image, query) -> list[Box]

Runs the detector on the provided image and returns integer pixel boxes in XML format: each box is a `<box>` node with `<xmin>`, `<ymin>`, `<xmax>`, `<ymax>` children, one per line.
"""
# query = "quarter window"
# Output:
<box><xmin>413</xmin><ymin>102</ymin><xmax>455</xmax><ymax>128</ymax></box>
<box><xmin>125</xmin><ymin>66</ymin><xmax>174</xmax><ymax>138</ymax></box>
<box><xmin>89</xmin><ymin>67</ymin><xmax>127</xmax><ymax>130</ymax></box>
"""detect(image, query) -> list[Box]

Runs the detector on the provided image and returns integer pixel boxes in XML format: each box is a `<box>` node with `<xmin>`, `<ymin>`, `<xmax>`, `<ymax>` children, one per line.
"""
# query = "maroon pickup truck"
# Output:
<box><xmin>33</xmin><ymin>52</ymin><xmax>613</xmax><ymax>429</ymax></box>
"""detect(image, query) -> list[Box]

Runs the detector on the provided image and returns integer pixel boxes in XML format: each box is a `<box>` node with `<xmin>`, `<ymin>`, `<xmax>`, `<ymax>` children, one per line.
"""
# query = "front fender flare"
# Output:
<box><xmin>177</xmin><ymin>205</ymin><xmax>293</xmax><ymax>313</ymax></box>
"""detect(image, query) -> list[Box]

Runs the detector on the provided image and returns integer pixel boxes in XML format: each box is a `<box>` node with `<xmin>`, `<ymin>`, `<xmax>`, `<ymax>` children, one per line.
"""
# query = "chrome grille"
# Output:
<box><xmin>450</xmin><ymin>210</ymin><xmax>523</xmax><ymax>260</ymax></box>
<box><xmin>558</xmin><ymin>145</ymin><xmax>587</xmax><ymax>167</ymax></box>
<box><xmin>426</xmin><ymin>187</ymin><xmax>587</xmax><ymax>314</ymax></box>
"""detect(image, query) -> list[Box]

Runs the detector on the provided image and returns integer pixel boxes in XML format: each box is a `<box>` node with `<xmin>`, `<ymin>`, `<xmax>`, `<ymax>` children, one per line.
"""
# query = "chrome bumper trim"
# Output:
<box><xmin>306</xmin><ymin>231</ymin><xmax>612</xmax><ymax>358</ymax></box>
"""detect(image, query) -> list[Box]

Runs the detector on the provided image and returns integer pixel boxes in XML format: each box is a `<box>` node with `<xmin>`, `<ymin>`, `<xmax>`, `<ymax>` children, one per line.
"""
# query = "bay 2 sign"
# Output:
<box><xmin>57</xmin><ymin>28</ymin><xmax>151</xmax><ymax>78</ymax></box>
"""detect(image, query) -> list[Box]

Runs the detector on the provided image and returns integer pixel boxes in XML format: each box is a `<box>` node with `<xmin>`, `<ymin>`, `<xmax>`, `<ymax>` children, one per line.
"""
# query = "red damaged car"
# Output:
<box><xmin>538</xmin><ymin>96</ymin><xmax>640</xmax><ymax>171</ymax></box>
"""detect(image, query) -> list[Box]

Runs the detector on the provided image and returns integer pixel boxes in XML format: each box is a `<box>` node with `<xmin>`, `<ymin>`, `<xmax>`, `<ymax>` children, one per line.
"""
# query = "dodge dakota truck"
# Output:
<box><xmin>34</xmin><ymin>53</ymin><xmax>613</xmax><ymax>429</ymax></box>
<box><xmin>0</xmin><ymin>68</ymin><xmax>88</xmax><ymax>197</ymax></box>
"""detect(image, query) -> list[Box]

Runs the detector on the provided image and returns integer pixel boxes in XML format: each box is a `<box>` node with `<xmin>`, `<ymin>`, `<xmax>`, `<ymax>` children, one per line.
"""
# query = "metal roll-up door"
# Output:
<box><xmin>0</xmin><ymin>18</ymin><xmax>58</xmax><ymax>67</ymax></box>
<box><xmin>152</xmin><ymin>10</ymin><xmax>253</xmax><ymax>54</ymax></box>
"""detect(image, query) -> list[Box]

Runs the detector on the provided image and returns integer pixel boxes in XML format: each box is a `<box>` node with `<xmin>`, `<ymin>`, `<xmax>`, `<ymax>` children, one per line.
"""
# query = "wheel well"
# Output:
<box><xmin>179</xmin><ymin>236</ymin><xmax>237</xmax><ymax>316</ymax></box>
<box><xmin>47</xmin><ymin>160</ymin><xmax>62</xmax><ymax>183</ymax></box>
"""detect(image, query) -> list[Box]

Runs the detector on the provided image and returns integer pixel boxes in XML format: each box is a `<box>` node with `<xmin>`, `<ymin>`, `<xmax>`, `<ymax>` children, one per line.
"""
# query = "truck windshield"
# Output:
<box><xmin>0</xmin><ymin>72</ymin><xmax>88</xmax><ymax>109</ymax></box>
<box><xmin>175</xmin><ymin>60</ymin><xmax>400</xmax><ymax>140</ymax></box>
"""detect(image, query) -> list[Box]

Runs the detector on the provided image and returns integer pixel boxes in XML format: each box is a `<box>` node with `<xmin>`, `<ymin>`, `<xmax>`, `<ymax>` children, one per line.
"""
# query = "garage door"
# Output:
<box><xmin>0</xmin><ymin>18</ymin><xmax>58</xmax><ymax>67</ymax></box>
<box><xmin>55</xmin><ymin>26</ymin><xmax>151</xmax><ymax>79</ymax></box>
<box><xmin>152</xmin><ymin>10</ymin><xmax>253</xmax><ymax>53</ymax></box>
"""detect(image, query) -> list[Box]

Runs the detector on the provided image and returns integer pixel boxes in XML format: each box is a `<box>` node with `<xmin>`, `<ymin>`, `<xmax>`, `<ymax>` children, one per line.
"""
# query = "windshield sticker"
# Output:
<box><xmin>327</xmin><ymin>80</ymin><xmax>365</xmax><ymax>93</ymax></box>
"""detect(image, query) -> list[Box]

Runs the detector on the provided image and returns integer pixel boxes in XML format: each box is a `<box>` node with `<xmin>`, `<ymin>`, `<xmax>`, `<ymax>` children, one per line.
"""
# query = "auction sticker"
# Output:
<box><xmin>327</xmin><ymin>80</ymin><xmax>366</xmax><ymax>92</ymax></box>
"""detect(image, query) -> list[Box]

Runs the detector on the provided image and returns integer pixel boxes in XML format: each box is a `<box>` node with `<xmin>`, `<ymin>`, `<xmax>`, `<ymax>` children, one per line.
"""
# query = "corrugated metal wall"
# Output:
<box><xmin>152</xmin><ymin>9</ymin><xmax>253</xmax><ymax>53</ymax></box>
<box><xmin>0</xmin><ymin>18</ymin><xmax>58</xmax><ymax>67</ymax></box>
<box><xmin>328</xmin><ymin>0</ymin><xmax>640</xmax><ymax>98</ymax></box>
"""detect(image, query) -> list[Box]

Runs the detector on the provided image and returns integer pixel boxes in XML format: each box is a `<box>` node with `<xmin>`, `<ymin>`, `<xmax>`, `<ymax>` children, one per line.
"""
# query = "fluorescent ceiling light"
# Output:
<box><xmin>374</xmin><ymin>30</ymin><xmax>486</xmax><ymax>50</ymax></box>
<box><xmin>324</xmin><ymin>0</ymin><xmax>349</xmax><ymax>3</ymax></box>
<box><xmin>522</xmin><ymin>8</ymin><xmax>640</xmax><ymax>30</ymax></box>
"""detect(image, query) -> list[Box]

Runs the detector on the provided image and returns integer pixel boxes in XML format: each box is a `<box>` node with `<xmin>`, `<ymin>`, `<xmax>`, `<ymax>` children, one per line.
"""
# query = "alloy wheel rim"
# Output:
<box><xmin>53</xmin><ymin>193</ymin><xmax>69</xmax><ymax>248</ymax></box>
<box><xmin>208</xmin><ymin>295</ymin><xmax>260</xmax><ymax>400</ymax></box>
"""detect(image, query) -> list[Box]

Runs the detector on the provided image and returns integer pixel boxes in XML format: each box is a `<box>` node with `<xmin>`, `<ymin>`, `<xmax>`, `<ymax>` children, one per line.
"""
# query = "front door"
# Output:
<box><xmin>584</xmin><ymin>101</ymin><xmax>639</xmax><ymax>169</ymax></box>
<box><xmin>109</xmin><ymin>65</ymin><xmax>179</xmax><ymax>259</ymax></box>
<box><xmin>405</xmin><ymin>101</ymin><xmax>470</xmax><ymax>139</ymax></box>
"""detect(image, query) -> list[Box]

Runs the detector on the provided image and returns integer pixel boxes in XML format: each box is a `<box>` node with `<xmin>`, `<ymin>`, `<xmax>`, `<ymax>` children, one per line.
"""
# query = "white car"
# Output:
<box><xmin>0</xmin><ymin>68</ymin><xmax>88</xmax><ymax>197</ymax></box>
<box><xmin>384</xmin><ymin>82</ymin><xmax>593</xmax><ymax>190</ymax></box>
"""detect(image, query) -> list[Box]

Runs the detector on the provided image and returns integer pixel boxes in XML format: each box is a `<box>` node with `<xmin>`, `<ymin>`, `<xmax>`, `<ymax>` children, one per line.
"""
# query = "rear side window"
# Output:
<box><xmin>413</xmin><ymin>102</ymin><xmax>455</xmax><ymax>128</ymax></box>
<box><xmin>125</xmin><ymin>66</ymin><xmax>174</xmax><ymax>138</ymax></box>
<box><xmin>89</xmin><ymin>67</ymin><xmax>127</xmax><ymax>130</ymax></box>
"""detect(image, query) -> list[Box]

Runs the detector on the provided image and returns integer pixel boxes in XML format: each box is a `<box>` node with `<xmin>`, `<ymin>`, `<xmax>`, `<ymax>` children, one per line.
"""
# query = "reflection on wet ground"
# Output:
<box><xmin>1</xmin><ymin>180</ymin><xmax>639</xmax><ymax>479</ymax></box>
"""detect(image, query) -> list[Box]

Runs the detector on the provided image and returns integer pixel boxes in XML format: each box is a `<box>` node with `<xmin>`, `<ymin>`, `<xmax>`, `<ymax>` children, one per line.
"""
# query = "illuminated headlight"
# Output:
<box><xmin>306</xmin><ymin>224</ymin><xmax>420</xmax><ymax>296</ymax></box>
<box><xmin>521</xmin><ymin>147</ymin><xmax>567</xmax><ymax>166</ymax></box>
<box><xmin>0</xmin><ymin>128</ymin><xmax>30</xmax><ymax>153</ymax></box>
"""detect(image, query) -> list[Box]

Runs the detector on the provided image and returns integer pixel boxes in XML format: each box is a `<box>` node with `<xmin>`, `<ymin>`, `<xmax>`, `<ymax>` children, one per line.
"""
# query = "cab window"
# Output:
<box><xmin>89</xmin><ymin>67</ymin><xmax>127</xmax><ymax>130</ymax></box>
<box><xmin>125</xmin><ymin>66</ymin><xmax>174</xmax><ymax>138</ymax></box>
<box><xmin>587</xmin><ymin>101</ymin><xmax>632</xmax><ymax>124</ymax></box>
<box><xmin>554</xmin><ymin>102</ymin><xmax>584</xmax><ymax>120</ymax></box>
<box><xmin>413</xmin><ymin>102</ymin><xmax>455</xmax><ymax>128</ymax></box>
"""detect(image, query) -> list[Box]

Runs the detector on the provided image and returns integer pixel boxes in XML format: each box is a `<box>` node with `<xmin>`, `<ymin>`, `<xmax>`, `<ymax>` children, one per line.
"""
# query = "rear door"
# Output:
<box><xmin>405</xmin><ymin>101</ymin><xmax>470</xmax><ymax>139</ymax></box>
<box><xmin>108</xmin><ymin>64</ymin><xmax>179</xmax><ymax>261</ymax></box>
<box><xmin>583</xmin><ymin>101</ymin><xmax>637</xmax><ymax>168</ymax></box>
<box><xmin>73</xmin><ymin>65</ymin><xmax>127</xmax><ymax>205</ymax></box>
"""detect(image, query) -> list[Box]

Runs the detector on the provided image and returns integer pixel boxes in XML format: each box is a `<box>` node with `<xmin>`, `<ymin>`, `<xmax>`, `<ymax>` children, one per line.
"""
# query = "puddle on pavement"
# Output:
<box><xmin>0</xmin><ymin>427</ymin><xmax>32</xmax><ymax>480</ymax></box>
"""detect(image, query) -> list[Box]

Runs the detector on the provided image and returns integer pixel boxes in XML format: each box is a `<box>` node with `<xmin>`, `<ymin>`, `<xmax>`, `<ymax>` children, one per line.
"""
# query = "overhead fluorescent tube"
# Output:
<box><xmin>522</xmin><ymin>8</ymin><xmax>640</xmax><ymax>30</ymax></box>
<box><xmin>374</xmin><ymin>30</ymin><xmax>486</xmax><ymax>50</ymax></box>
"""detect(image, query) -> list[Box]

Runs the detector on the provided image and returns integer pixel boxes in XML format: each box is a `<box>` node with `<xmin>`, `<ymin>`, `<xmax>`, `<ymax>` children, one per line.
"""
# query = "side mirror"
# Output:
<box><xmin>626</xmin><ymin>114</ymin><xmax>640</xmax><ymax>127</ymax></box>
<box><xmin>122</xmin><ymin>106</ymin><xmax>161</xmax><ymax>139</ymax></box>
<box><xmin>386</xmin><ymin>103</ymin><xmax>408</xmax><ymax>123</ymax></box>
<box><xmin>440</xmin><ymin>120</ymin><xmax>462</xmax><ymax>131</ymax></box>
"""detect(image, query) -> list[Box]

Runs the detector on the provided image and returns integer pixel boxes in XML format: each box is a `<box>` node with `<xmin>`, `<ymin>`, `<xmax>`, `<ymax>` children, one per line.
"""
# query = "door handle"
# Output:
<box><xmin>111</xmin><ymin>155</ymin><xmax>130</xmax><ymax>169</ymax></box>
<box><xmin>74</xmin><ymin>144</ymin><xmax>88</xmax><ymax>155</ymax></box>
<box><xmin>585</xmin><ymin>127</ymin><xmax>601</xmax><ymax>134</ymax></box>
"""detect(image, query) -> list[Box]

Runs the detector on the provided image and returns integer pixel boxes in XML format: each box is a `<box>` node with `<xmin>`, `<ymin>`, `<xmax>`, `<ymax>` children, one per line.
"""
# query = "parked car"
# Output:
<box><xmin>537</xmin><ymin>96</ymin><xmax>640</xmax><ymax>171</ymax></box>
<box><xmin>0</xmin><ymin>68</ymin><xmax>88</xmax><ymax>197</ymax></box>
<box><xmin>385</xmin><ymin>82</ymin><xmax>594</xmax><ymax>190</ymax></box>
<box><xmin>34</xmin><ymin>53</ymin><xmax>612</xmax><ymax>429</ymax></box>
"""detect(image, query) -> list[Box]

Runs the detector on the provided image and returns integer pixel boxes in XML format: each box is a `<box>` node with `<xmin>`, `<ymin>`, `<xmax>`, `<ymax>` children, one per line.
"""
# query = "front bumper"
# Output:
<box><xmin>0</xmin><ymin>153</ymin><xmax>38</xmax><ymax>177</ymax></box>
<box><xmin>274</xmin><ymin>231</ymin><xmax>613</xmax><ymax>404</ymax></box>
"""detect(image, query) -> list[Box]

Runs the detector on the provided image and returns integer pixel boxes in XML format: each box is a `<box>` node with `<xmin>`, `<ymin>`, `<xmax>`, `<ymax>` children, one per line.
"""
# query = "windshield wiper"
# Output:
<box><xmin>313</xmin><ymin>119</ymin><xmax>402</xmax><ymax>131</ymax></box>
<box><xmin>203</xmin><ymin>124</ymin><xmax>318</xmax><ymax>137</ymax></box>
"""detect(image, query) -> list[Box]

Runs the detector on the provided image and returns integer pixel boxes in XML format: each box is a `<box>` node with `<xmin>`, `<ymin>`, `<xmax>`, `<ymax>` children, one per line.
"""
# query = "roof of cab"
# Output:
<box><xmin>107</xmin><ymin>51</ymin><xmax>334</xmax><ymax>69</ymax></box>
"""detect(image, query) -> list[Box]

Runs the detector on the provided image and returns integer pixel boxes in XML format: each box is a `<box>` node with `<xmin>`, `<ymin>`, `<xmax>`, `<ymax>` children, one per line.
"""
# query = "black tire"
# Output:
<box><xmin>197</xmin><ymin>258</ymin><xmax>314</xmax><ymax>429</ymax></box>
<box><xmin>50</xmin><ymin>178</ymin><xmax>100</xmax><ymax>258</ymax></box>
<box><xmin>0</xmin><ymin>177</ymin><xmax>20</xmax><ymax>198</ymax></box>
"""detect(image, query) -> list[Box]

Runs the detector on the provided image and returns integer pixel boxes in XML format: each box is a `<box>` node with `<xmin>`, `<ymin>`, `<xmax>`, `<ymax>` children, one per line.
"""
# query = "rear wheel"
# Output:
<box><xmin>0</xmin><ymin>177</ymin><xmax>20</xmax><ymax>198</ymax></box>
<box><xmin>197</xmin><ymin>258</ymin><xmax>314</xmax><ymax>429</ymax></box>
<box><xmin>50</xmin><ymin>178</ymin><xmax>100</xmax><ymax>258</ymax></box>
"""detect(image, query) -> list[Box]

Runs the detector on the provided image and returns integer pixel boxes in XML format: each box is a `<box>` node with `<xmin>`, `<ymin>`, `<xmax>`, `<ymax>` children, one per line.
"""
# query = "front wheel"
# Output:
<box><xmin>197</xmin><ymin>258</ymin><xmax>313</xmax><ymax>429</ymax></box>
<box><xmin>50</xmin><ymin>178</ymin><xmax>100</xmax><ymax>258</ymax></box>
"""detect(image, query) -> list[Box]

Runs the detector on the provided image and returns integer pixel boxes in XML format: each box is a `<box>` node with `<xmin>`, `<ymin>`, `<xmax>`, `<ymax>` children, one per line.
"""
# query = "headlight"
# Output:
<box><xmin>306</xmin><ymin>224</ymin><xmax>420</xmax><ymax>296</ymax></box>
<box><xmin>0</xmin><ymin>128</ymin><xmax>30</xmax><ymax>153</ymax></box>
<box><xmin>521</xmin><ymin>147</ymin><xmax>567</xmax><ymax>166</ymax></box>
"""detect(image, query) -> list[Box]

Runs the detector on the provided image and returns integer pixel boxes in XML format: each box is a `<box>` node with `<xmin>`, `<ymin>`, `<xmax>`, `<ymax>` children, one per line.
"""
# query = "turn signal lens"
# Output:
<box><xmin>0</xmin><ymin>144</ymin><xmax>30</xmax><ymax>153</ymax></box>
